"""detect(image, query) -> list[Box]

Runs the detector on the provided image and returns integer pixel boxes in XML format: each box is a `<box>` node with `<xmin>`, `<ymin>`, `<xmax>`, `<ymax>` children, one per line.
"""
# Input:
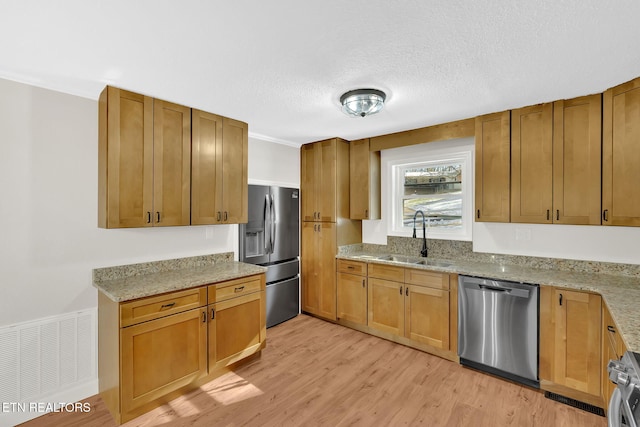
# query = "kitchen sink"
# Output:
<box><xmin>376</xmin><ymin>255</ymin><xmax>452</xmax><ymax>268</ymax></box>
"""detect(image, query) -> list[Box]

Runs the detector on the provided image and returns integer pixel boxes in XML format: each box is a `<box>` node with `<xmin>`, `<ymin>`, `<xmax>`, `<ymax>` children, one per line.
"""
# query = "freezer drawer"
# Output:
<box><xmin>266</xmin><ymin>276</ymin><xmax>299</xmax><ymax>328</ymax></box>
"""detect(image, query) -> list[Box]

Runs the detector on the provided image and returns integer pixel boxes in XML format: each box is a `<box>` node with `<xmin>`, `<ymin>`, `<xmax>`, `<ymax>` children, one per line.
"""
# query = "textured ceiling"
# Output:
<box><xmin>2</xmin><ymin>1</ymin><xmax>640</xmax><ymax>146</ymax></box>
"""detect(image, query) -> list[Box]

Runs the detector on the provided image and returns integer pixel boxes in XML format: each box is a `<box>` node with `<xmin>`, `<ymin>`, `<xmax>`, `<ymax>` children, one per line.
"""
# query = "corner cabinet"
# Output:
<box><xmin>98</xmin><ymin>86</ymin><xmax>191</xmax><ymax>228</ymax></box>
<box><xmin>300</xmin><ymin>138</ymin><xmax>361</xmax><ymax>321</ymax></box>
<box><xmin>475</xmin><ymin>111</ymin><xmax>511</xmax><ymax>222</ymax></box>
<box><xmin>540</xmin><ymin>286</ymin><xmax>603</xmax><ymax>408</ymax></box>
<box><xmin>98</xmin><ymin>274</ymin><xmax>266</xmax><ymax>424</ymax></box>
<box><xmin>602</xmin><ymin>303</ymin><xmax>627</xmax><ymax>413</ymax></box>
<box><xmin>603</xmin><ymin>77</ymin><xmax>640</xmax><ymax>226</ymax></box>
<box><xmin>191</xmin><ymin>111</ymin><xmax>248</xmax><ymax>225</ymax></box>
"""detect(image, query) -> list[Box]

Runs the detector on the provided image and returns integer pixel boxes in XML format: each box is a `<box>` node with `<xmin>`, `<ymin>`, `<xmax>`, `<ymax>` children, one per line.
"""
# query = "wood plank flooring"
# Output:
<box><xmin>20</xmin><ymin>314</ymin><xmax>606</xmax><ymax>427</ymax></box>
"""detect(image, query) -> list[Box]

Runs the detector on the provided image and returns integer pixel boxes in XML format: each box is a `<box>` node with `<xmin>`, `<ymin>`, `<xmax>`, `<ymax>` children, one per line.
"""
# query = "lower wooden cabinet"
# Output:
<box><xmin>335</xmin><ymin>261</ymin><xmax>457</xmax><ymax>361</ymax></box>
<box><xmin>602</xmin><ymin>303</ymin><xmax>627</xmax><ymax>412</ymax></box>
<box><xmin>336</xmin><ymin>260</ymin><xmax>368</xmax><ymax>325</ymax></box>
<box><xmin>120</xmin><ymin>308</ymin><xmax>208</xmax><ymax>416</ymax></box>
<box><xmin>98</xmin><ymin>273</ymin><xmax>266</xmax><ymax>424</ymax></box>
<box><xmin>301</xmin><ymin>222</ymin><xmax>337</xmax><ymax>320</ymax></box>
<box><xmin>208</xmin><ymin>277</ymin><xmax>266</xmax><ymax>371</ymax></box>
<box><xmin>540</xmin><ymin>286</ymin><xmax>603</xmax><ymax>407</ymax></box>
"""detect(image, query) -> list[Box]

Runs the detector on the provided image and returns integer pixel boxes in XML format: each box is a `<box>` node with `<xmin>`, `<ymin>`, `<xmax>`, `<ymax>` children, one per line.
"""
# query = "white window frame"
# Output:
<box><xmin>383</xmin><ymin>138</ymin><xmax>474</xmax><ymax>242</ymax></box>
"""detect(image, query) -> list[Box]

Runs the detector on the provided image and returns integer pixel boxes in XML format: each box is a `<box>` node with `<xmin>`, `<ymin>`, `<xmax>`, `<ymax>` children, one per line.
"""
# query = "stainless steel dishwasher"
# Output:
<box><xmin>458</xmin><ymin>275</ymin><xmax>539</xmax><ymax>388</ymax></box>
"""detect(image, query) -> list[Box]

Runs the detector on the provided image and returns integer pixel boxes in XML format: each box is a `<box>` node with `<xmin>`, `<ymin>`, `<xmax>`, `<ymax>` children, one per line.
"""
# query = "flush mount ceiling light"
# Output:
<box><xmin>340</xmin><ymin>88</ymin><xmax>386</xmax><ymax>118</ymax></box>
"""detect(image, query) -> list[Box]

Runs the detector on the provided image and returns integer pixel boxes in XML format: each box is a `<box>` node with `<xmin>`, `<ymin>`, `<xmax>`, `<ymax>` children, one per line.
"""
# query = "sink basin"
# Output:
<box><xmin>414</xmin><ymin>260</ymin><xmax>452</xmax><ymax>268</ymax></box>
<box><xmin>376</xmin><ymin>255</ymin><xmax>421</xmax><ymax>263</ymax></box>
<box><xmin>376</xmin><ymin>255</ymin><xmax>452</xmax><ymax>268</ymax></box>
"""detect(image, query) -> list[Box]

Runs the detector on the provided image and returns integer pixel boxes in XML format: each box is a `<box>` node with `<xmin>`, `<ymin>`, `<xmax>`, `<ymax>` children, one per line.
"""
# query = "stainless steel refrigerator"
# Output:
<box><xmin>239</xmin><ymin>185</ymin><xmax>300</xmax><ymax>328</ymax></box>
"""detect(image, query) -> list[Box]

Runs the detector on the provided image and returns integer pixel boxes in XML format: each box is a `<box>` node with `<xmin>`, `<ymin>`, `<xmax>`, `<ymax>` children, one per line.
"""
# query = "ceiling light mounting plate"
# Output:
<box><xmin>340</xmin><ymin>88</ymin><xmax>386</xmax><ymax>118</ymax></box>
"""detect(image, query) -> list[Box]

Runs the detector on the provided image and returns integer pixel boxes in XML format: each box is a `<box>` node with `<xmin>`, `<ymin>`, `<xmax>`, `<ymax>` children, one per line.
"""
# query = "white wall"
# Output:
<box><xmin>0</xmin><ymin>79</ymin><xmax>299</xmax><ymax>328</ymax></box>
<box><xmin>363</xmin><ymin>138</ymin><xmax>640</xmax><ymax>265</ymax></box>
<box><xmin>248</xmin><ymin>137</ymin><xmax>299</xmax><ymax>187</ymax></box>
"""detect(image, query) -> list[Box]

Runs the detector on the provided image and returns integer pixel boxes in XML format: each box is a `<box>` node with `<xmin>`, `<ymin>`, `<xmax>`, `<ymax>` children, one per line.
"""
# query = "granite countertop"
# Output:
<box><xmin>338</xmin><ymin>252</ymin><xmax>640</xmax><ymax>353</ymax></box>
<box><xmin>94</xmin><ymin>261</ymin><xmax>267</xmax><ymax>303</ymax></box>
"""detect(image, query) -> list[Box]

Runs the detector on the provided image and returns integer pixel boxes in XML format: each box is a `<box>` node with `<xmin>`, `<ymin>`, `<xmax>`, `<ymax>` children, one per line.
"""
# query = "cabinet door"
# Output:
<box><xmin>221</xmin><ymin>117</ymin><xmax>248</xmax><ymax>224</ymax></box>
<box><xmin>337</xmin><ymin>272</ymin><xmax>367</xmax><ymax>325</ymax></box>
<box><xmin>318</xmin><ymin>139</ymin><xmax>337</xmax><ymax>222</ymax></box>
<box><xmin>153</xmin><ymin>100</ymin><xmax>191</xmax><ymax>226</ymax></box>
<box><xmin>300</xmin><ymin>144</ymin><xmax>319</xmax><ymax>222</ymax></box>
<box><xmin>553</xmin><ymin>95</ymin><xmax>602</xmax><ymax>225</ymax></box>
<box><xmin>511</xmin><ymin>104</ymin><xmax>553</xmax><ymax>223</ymax></box>
<box><xmin>475</xmin><ymin>111</ymin><xmax>510</xmax><ymax>222</ymax></box>
<box><xmin>191</xmin><ymin>109</ymin><xmax>223</xmax><ymax>225</ymax></box>
<box><xmin>603</xmin><ymin>77</ymin><xmax>640</xmax><ymax>226</ymax></box>
<box><xmin>317</xmin><ymin>222</ymin><xmax>337</xmax><ymax>320</ymax></box>
<box><xmin>542</xmin><ymin>288</ymin><xmax>602</xmax><ymax>396</ymax></box>
<box><xmin>120</xmin><ymin>308</ymin><xmax>207</xmax><ymax>415</ymax></box>
<box><xmin>301</xmin><ymin>222</ymin><xmax>320</xmax><ymax>315</ymax></box>
<box><xmin>209</xmin><ymin>291</ymin><xmax>265</xmax><ymax>371</ymax></box>
<box><xmin>368</xmin><ymin>277</ymin><xmax>404</xmax><ymax>336</ymax></box>
<box><xmin>405</xmin><ymin>285</ymin><xmax>450</xmax><ymax>350</ymax></box>
<box><xmin>105</xmin><ymin>87</ymin><xmax>154</xmax><ymax>228</ymax></box>
<box><xmin>350</xmin><ymin>139</ymin><xmax>380</xmax><ymax>220</ymax></box>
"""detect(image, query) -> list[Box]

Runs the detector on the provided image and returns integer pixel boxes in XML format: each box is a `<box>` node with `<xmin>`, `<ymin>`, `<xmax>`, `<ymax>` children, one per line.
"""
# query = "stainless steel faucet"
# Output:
<box><xmin>412</xmin><ymin>210</ymin><xmax>428</xmax><ymax>257</ymax></box>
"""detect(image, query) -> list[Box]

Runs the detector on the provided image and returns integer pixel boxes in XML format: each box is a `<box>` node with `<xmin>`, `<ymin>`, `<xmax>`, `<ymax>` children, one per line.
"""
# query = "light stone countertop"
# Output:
<box><xmin>93</xmin><ymin>261</ymin><xmax>267</xmax><ymax>303</ymax></box>
<box><xmin>337</xmin><ymin>252</ymin><xmax>640</xmax><ymax>353</ymax></box>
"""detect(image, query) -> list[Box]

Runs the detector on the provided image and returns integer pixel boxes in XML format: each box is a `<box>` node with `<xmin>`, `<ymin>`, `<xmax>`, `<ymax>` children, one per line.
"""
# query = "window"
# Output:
<box><xmin>384</xmin><ymin>139</ymin><xmax>473</xmax><ymax>241</ymax></box>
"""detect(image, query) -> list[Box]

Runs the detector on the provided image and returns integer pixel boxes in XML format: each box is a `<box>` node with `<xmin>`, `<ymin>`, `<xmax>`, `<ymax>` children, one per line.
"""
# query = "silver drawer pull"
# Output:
<box><xmin>160</xmin><ymin>302</ymin><xmax>176</xmax><ymax>309</ymax></box>
<box><xmin>234</xmin><ymin>286</ymin><xmax>245</xmax><ymax>293</ymax></box>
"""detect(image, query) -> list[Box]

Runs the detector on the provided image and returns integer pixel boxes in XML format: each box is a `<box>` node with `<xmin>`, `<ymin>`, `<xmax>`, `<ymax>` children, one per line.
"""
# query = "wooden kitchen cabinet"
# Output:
<box><xmin>349</xmin><ymin>138</ymin><xmax>381</xmax><ymax>220</ymax></box>
<box><xmin>366</xmin><ymin>265</ymin><xmax>455</xmax><ymax>355</ymax></box>
<box><xmin>553</xmin><ymin>94</ymin><xmax>602</xmax><ymax>225</ymax></box>
<box><xmin>120</xmin><ymin>307</ymin><xmax>207</xmax><ymax>418</ymax></box>
<box><xmin>511</xmin><ymin>103</ymin><xmax>554</xmax><ymax>223</ymax></box>
<box><xmin>98</xmin><ymin>86</ymin><xmax>191</xmax><ymax>228</ymax></box>
<box><xmin>191</xmin><ymin>110</ymin><xmax>248</xmax><ymax>225</ymax></box>
<box><xmin>301</xmin><ymin>138</ymin><xmax>349</xmax><ymax>222</ymax></box>
<box><xmin>368</xmin><ymin>277</ymin><xmax>405</xmax><ymax>336</ymax></box>
<box><xmin>207</xmin><ymin>275</ymin><xmax>266</xmax><ymax>371</ymax></box>
<box><xmin>602</xmin><ymin>303</ymin><xmax>627</xmax><ymax>412</ymax></box>
<box><xmin>300</xmin><ymin>137</ymin><xmax>361</xmax><ymax>322</ymax></box>
<box><xmin>336</xmin><ymin>260</ymin><xmax>368</xmax><ymax>325</ymax></box>
<box><xmin>475</xmin><ymin>111</ymin><xmax>511</xmax><ymax>222</ymax></box>
<box><xmin>540</xmin><ymin>286</ymin><xmax>603</xmax><ymax>407</ymax></box>
<box><xmin>98</xmin><ymin>273</ymin><xmax>266</xmax><ymax>424</ymax></box>
<box><xmin>301</xmin><ymin>222</ymin><xmax>338</xmax><ymax>320</ymax></box>
<box><xmin>603</xmin><ymin>77</ymin><xmax>640</xmax><ymax>226</ymax></box>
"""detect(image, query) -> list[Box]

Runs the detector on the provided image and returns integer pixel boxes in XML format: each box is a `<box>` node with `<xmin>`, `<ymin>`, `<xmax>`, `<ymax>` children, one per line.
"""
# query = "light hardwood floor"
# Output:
<box><xmin>20</xmin><ymin>315</ymin><xmax>606</xmax><ymax>427</ymax></box>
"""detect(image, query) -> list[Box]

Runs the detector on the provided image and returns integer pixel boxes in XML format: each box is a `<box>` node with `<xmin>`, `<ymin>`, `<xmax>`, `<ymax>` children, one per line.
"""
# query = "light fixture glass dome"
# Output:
<box><xmin>340</xmin><ymin>89</ymin><xmax>386</xmax><ymax>118</ymax></box>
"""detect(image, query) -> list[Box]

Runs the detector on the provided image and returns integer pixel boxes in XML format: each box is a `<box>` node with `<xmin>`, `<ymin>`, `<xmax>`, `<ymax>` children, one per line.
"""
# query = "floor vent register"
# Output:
<box><xmin>544</xmin><ymin>391</ymin><xmax>606</xmax><ymax>417</ymax></box>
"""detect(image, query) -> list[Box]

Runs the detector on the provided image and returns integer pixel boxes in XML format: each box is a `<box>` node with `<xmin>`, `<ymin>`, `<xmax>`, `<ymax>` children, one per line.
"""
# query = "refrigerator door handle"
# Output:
<box><xmin>264</xmin><ymin>194</ymin><xmax>271</xmax><ymax>253</ymax></box>
<box><xmin>270</xmin><ymin>194</ymin><xmax>276</xmax><ymax>253</ymax></box>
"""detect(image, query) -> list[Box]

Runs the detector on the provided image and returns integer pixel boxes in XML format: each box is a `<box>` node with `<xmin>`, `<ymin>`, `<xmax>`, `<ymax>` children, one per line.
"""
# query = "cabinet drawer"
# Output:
<box><xmin>337</xmin><ymin>259</ymin><xmax>367</xmax><ymax>276</ymax></box>
<box><xmin>368</xmin><ymin>263</ymin><xmax>404</xmax><ymax>281</ymax></box>
<box><xmin>209</xmin><ymin>275</ymin><xmax>264</xmax><ymax>304</ymax></box>
<box><xmin>405</xmin><ymin>269</ymin><xmax>449</xmax><ymax>290</ymax></box>
<box><xmin>120</xmin><ymin>287</ymin><xmax>207</xmax><ymax>328</ymax></box>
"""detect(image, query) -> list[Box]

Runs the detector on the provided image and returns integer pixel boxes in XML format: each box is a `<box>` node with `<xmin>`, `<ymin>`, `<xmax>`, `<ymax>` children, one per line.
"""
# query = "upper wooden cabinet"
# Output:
<box><xmin>511</xmin><ymin>104</ymin><xmax>554</xmax><ymax>223</ymax></box>
<box><xmin>603</xmin><ymin>77</ymin><xmax>640</xmax><ymax>226</ymax></box>
<box><xmin>191</xmin><ymin>111</ymin><xmax>248</xmax><ymax>225</ymax></box>
<box><xmin>553</xmin><ymin>95</ymin><xmax>602</xmax><ymax>225</ymax></box>
<box><xmin>349</xmin><ymin>139</ymin><xmax>381</xmax><ymax>220</ymax></box>
<box><xmin>98</xmin><ymin>87</ymin><xmax>191</xmax><ymax>228</ymax></box>
<box><xmin>475</xmin><ymin>111</ymin><xmax>511</xmax><ymax>222</ymax></box>
<box><xmin>504</xmin><ymin>95</ymin><xmax>602</xmax><ymax>225</ymax></box>
<box><xmin>301</xmin><ymin>138</ymin><xmax>350</xmax><ymax>222</ymax></box>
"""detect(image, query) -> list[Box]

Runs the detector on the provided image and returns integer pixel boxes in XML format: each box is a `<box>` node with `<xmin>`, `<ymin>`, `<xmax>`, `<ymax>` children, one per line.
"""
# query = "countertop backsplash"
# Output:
<box><xmin>339</xmin><ymin>236</ymin><xmax>640</xmax><ymax>279</ymax></box>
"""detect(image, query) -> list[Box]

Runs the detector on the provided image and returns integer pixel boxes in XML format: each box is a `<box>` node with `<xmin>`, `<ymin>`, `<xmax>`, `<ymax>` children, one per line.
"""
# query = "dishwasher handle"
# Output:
<box><xmin>462</xmin><ymin>277</ymin><xmax>532</xmax><ymax>299</ymax></box>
